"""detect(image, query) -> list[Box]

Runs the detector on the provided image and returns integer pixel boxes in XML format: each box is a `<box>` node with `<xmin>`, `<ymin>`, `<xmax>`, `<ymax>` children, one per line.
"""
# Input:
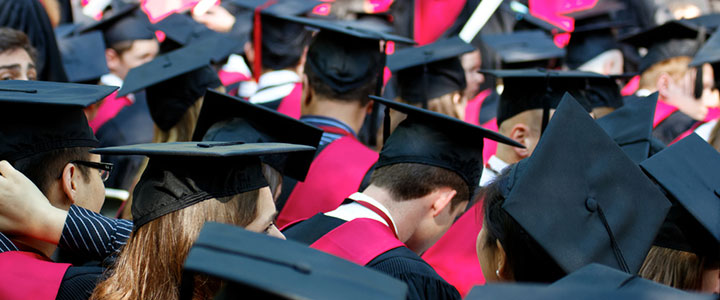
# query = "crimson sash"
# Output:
<box><xmin>0</xmin><ymin>251</ymin><xmax>71</xmax><ymax>300</ymax></box>
<box><xmin>653</xmin><ymin>100</ymin><xmax>680</xmax><ymax>128</ymax></box>
<box><xmin>311</xmin><ymin>218</ymin><xmax>404</xmax><ymax>266</ymax></box>
<box><xmin>422</xmin><ymin>202</ymin><xmax>485</xmax><ymax>297</ymax></box>
<box><xmin>276</xmin><ymin>133</ymin><xmax>378</xmax><ymax>228</ymax></box>
<box><xmin>464</xmin><ymin>89</ymin><xmax>492</xmax><ymax>126</ymax></box>
<box><xmin>276</xmin><ymin>82</ymin><xmax>303</xmax><ymax>119</ymax></box>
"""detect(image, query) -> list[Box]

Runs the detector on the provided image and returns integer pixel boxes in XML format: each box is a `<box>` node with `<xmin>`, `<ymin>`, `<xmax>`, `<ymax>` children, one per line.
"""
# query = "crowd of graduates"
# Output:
<box><xmin>0</xmin><ymin>0</ymin><xmax>719</xmax><ymax>299</ymax></box>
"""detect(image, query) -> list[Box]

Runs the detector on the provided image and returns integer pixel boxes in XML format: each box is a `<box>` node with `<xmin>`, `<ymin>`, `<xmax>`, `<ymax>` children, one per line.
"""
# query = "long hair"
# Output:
<box><xmin>639</xmin><ymin>246</ymin><xmax>712</xmax><ymax>291</ymax></box>
<box><xmin>91</xmin><ymin>190</ymin><xmax>260</xmax><ymax>300</ymax></box>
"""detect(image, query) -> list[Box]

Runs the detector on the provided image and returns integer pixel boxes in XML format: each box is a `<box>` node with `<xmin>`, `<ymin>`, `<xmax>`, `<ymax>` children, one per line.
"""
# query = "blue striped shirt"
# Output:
<box><xmin>300</xmin><ymin>115</ymin><xmax>357</xmax><ymax>147</ymax></box>
<box><xmin>58</xmin><ymin>205</ymin><xmax>132</xmax><ymax>261</ymax></box>
<box><xmin>0</xmin><ymin>232</ymin><xmax>17</xmax><ymax>252</ymax></box>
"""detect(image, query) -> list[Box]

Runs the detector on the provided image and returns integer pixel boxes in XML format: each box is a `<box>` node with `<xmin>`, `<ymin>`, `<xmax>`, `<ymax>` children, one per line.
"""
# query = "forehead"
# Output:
<box><xmin>0</xmin><ymin>48</ymin><xmax>33</xmax><ymax>66</ymax></box>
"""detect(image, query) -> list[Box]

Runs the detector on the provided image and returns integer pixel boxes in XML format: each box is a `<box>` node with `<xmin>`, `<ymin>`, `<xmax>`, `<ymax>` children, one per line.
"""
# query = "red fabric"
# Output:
<box><xmin>253</xmin><ymin>0</ymin><xmax>278</xmax><ymax>82</ymax></box>
<box><xmin>276</xmin><ymin>136</ymin><xmax>379</xmax><ymax>228</ymax></box>
<box><xmin>355</xmin><ymin>200</ymin><xmax>399</xmax><ymax>239</ymax></box>
<box><xmin>653</xmin><ymin>100</ymin><xmax>680</xmax><ymax>128</ymax></box>
<box><xmin>413</xmin><ymin>0</ymin><xmax>466</xmax><ymax>46</ymax></box>
<box><xmin>0</xmin><ymin>251</ymin><xmax>71</xmax><ymax>300</ymax></box>
<box><xmin>89</xmin><ymin>91</ymin><xmax>133</xmax><ymax>133</ymax></box>
<box><xmin>217</xmin><ymin>69</ymin><xmax>251</xmax><ymax>87</ymax></box>
<box><xmin>422</xmin><ymin>202</ymin><xmax>485</xmax><ymax>297</ymax></box>
<box><xmin>311</xmin><ymin>218</ymin><xmax>404</xmax><ymax>265</ymax></box>
<box><xmin>704</xmin><ymin>107</ymin><xmax>720</xmax><ymax>122</ymax></box>
<box><xmin>480</xmin><ymin>118</ymin><xmax>498</xmax><ymax>165</ymax></box>
<box><xmin>141</xmin><ymin>0</ymin><xmax>200</xmax><ymax>23</ymax></box>
<box><xmin>621</xmin><ymin>75</ymin><xmax>640</xmax><ymax>96</ymax></box>
<box><xmin>464</xmin><ymin>89</ymin><xmax>492</xmax><ymax>126</ymax></box>
<box><xmin>276</xmin><ymin>82</ymin><xmax>303</xmax><ymax>119</ymax></box>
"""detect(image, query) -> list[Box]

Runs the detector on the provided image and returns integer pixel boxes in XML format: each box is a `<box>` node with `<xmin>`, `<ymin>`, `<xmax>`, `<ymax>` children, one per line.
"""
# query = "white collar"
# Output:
<box><xmin>100</xmin><ymin>73</ymin><xmax>123</xmax><ymax>87</ymax></box>
<box><xmin>487</xmin><ymin>155</ymin><xmax>510</xmax><ymax>174</ymax></box>
<box><xmin>325</xmin><ymin>192</ymin><xmax>400</xmax><ymax>237</ymax></box>
<box><xmin>256</xmin><ymin>70</ymin><xmax>300</xmax><ymax>89</ymax></box>
<box><xmin>636</xmin><ymin>89</ymin><xmax>653</xmax><ymax>97</ymax></box>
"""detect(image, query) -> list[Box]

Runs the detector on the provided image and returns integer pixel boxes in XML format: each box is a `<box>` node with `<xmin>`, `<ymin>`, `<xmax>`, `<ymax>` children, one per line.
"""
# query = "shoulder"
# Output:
<box><xmin>282</xmin><ymin>214</ymin><xmax>345</xmax><ymax>245</ymax></box>
<box><xmin>56</xmin><ymin>266</ymin><xmax>104</xmax><ymax>300</ymax></box>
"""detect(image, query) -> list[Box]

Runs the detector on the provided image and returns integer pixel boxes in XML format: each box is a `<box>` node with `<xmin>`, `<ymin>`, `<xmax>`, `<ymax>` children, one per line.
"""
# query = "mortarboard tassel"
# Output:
<box><xmin>253</xmin><ymin>0</ymin><xmax>278</xmax><ymax>83</ymax></box>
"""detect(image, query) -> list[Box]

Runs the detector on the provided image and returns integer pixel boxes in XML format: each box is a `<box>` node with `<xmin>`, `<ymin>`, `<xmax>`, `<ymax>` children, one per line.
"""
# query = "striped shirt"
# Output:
<box><xmin>0</xmin><ymin>232</ymin><xmax>17</xmax><ymax>252</ymax></box>
<box><xmin>57</xmin><ymin>205</ymin><xmax>132</xmax><ymax>261</ymax></box>
<box><xmin>300</xmin><ymin>115</ymin><xmax>357</xmax><ymax>146</ymax></box>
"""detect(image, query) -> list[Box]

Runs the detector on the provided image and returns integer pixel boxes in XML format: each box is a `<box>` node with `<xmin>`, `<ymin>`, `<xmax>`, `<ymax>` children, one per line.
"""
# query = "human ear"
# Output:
<box><xmin>656</xmin><ymin>73</ymin><xmax>673</xmax><ymax>101</ymax></box>
<box><xmin>60</xmin><ymin>163</ymin><xmax>78</xmax><ymax>205</ymax></box>
<box><xmin>495</xmin><ymin>239</ymin><xmax>513</xmax><ymax>281</ymax></box>
<box><xmin>431</xmin><ymin>188</ymin><xmax>457</xmax><ymax>218</ymax></box>
<box><xmin>510</xmin><ymin>123</ymin><xmax>532</xmax><ymax>158</ymax></box>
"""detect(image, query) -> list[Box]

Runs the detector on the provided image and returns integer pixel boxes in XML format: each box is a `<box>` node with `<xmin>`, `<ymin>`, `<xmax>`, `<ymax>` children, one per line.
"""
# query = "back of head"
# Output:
<box><xmin>370</xmin><ymin>163</ymin><xmax>469</xmax><ymax>211</ymax></box>
<box><xmin>305</xmin><ymin>31</ymin><xmax>382</xmax><ymax>104</ymax></box>
<box><xmin>259</xmin><ymin>14</ymin><xmax>311</xmax><ymax>70</ymax></box>
<box><xmin>639</xmin><ymin>245</ymin><xmax>716</xmax><ymax>292</ymax></box>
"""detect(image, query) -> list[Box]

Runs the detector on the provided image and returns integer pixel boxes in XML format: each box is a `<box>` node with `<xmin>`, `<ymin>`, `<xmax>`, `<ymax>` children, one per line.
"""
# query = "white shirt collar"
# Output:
<box><xmin>325</xmin><ymin>192</ymin><xmax>400</xmax><ymax>237</ymax></box>
<box><xmin>487</xmin><ymin>155</ymin><xmax>510</xmax><ymax>174</ymax></box>
<box><xmin>636</xmin><ymin>89</ymin><xmax>653</xmax><ymax>97</ymax></box>
<box><xmin>100</xmin><ymin>73</ymin><xmax>123</xmax><ymax>87</ymax></box>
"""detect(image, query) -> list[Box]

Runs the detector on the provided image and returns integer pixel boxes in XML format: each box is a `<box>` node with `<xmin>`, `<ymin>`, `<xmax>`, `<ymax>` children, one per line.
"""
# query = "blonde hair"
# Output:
<box><xmin>639</xmin><ymin>246</ymin><xmax>707</xmax><ymax>291</ymax></box>
<box><xmin>639</xmin><ymin>56</ymin><xmax>693</xmax><ymax>90</ymax></box>
<box><xmin>91</xmin><ymin>190</ymin><xmax>260</xmax><ymax>300</ymax></box>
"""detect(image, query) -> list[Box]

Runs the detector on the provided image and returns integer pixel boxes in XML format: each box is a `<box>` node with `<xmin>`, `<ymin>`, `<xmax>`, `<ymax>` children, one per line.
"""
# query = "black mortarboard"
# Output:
<box><xmin>78</xmin><ymin>3</ymin><xmax>155</xmax><ymax>47</ymax></box>
<box><xmin>684</xmin><ymin>13</ymin><xmax>720</xmax><ymax>31</ymax></box>
<box><xmin>388</xmin><ymin>37</ymin><xmax>474</xmax><ymax>104</ymax></box>
<box><xmin>481</xmin><ymin>69</ymin><xmax>601</xmax><ymax>127</ymax></box>
<box><xmin>563</xmin><ymin>0</ymin><xmax>627</xmax><ymax>69</ymax></box>
<box><xmin>152</xmin><ymin>13</ymin><xmax>244</xmax><ymax>63</ymax></box>
<box><xmin>369</xmin><ymin>95</ymin><xmax>523</xmax><ymax>199</ymax></box>
<box><xmin>91</xmin><ymin>142</ymin><xmax>315</xmax><ymax>230</ymax></box>
<box><xmin>179</xmin><ymin>222</ymin><xmax>408</xmax><ymax>300</ymax></box>
<box><xmin>500</xmin><ymin>93</ymin><xmax>671</xmax><ymax>274</ymax></box>
<box><xmin>620</xmin><ymin>20</ymin><xmax>705</xmax><ymax>72</ymax></box>
<box><xmin>481</xmin><ymin>30</ymin><xmax>566</xmax><ymax>68</ymax></box>
<box><xmin>56</xmin><ymin>31</ymin><xmax>110</xmax><ymax>83</ymax></box>
<box><xmin>597</xmin><ymin>93</ymin><xmax>665</xmax><ymax>163</ymax></box>
<box><xmin>191</xmin><ymin>89</ymin><xmax>322</xmax><ymax>181</ymax></box>
<box><xmin>690</xmin><ymin>30</ymin><xmax>720</xmax><ymax>67</ymax></box>
<box><xmin>118</xmin><ymin>42</ymin><xmax>222</xmax><ymax>130</ymax></box>
<box><xmin>275</xmin><ymin>15</ymin><xmax>414</xmax><ymax>94</ymax></box>
<box><xmin>0</xmin><ymin>81</ymin><xmax>117</xmax><ymax>161</ymax></box>
<box><xmin>585</xmin><ymin>76</ymin><xmax>623</xmax><ymax>109</ymax></box>
<box><xmin>640</xmin><ymin>134</ymin><xmax>720</xmax><ymax>259</ymax></box>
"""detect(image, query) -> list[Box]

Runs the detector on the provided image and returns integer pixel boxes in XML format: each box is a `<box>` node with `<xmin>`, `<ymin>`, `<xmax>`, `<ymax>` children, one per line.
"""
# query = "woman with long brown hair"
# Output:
<box><xmin>89</xmin><ymin>141</ymin><xmax>315</xmax><ymax>300</ymax></box>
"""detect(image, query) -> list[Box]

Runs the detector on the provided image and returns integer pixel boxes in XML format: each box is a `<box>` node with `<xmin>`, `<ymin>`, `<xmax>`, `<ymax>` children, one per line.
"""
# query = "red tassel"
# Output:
<box><xmin>253</xmin><ymin>0</ymin><xmax>277</xmax><ymax>82</ymax></box>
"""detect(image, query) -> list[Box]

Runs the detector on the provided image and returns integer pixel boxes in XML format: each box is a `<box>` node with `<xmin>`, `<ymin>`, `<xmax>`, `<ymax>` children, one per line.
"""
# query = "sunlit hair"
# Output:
<box><xmin>639</xmin><ymin>246</ymin><xmax>718</xmax><ymax>291</ymax></box>
<box><xmin>639</xmin><ymin>56</ymin><xmax>692</xmax><ymax>90</ymax></box>
<box><xmin>90</xmin><ymin>190</ymin><xmax>260</xmax><ymax>300</ymax></box>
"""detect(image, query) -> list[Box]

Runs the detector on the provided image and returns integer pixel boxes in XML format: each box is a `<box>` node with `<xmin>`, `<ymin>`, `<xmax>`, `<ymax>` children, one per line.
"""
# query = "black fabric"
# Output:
<box><xmin>275</xmin><ymin>140</ymin><xmax>332</xmax><ymax>214</ymax></box>
<box><xmin>479</xmin><ymin>91</ymin><xmax>499</xmax><ymax>125</ymax></box>
<box><xmin>566</xmin><ymin>31</ymin><xmax>619</xmax><ymax>69</ymax></box>
<box><xmin>55</xmin><ymin>265</ymin><xmax>104</xmax><ymax>300</ymax></box>
<box><xmin>396</xmin><ymin>57</ymin><xmax>467</xmax><ymax>104</ymax></box>
<box><xmin>619</xmin><ymin>21</ymin><xmax>704</xmax><ymax>72</ymax></box>
<box><xmin>282</xmin><ymin>213</ymin><xmax>346</xmax><ymax>245</ymax></box>
<box><xmin>96</xmin><ymin>94</ymin><xmax>154</xmax><ymax>190</ymax></box>
<box><xmin>79</xmin><ymin>3</ymin><xmax>155</xmax><ymax>46</ymax></box>
<box><xmin>596</xmin><ymin>93</ymin><xmax>662</xmax><ymax>163</ymax></box>
<box><xmin>651</xmin><ymin>110</ymin><xmax>697</xmax><ymax>145</ymax></box>
<box><xmin>259</xmin><ymin>14</ymin><xmax>312</xmax><ymax>70</ymax></box>
<box><xmin>481</xmin><ymin>30</ymin><xmax>565</xmax><ymax>66</ymax></box>
<box><xmin>145</xmin><ymin>66</ymin><xmax>221</xmax><ymax>131</ymax></box>
<box><xmin>152</xmin><ymin>13</ymin><xmax>245</xmax><ymax>63</ymax></box>
<box><xmin>691</xmin><ymin>30</ymin><xmax>720</xmax><ymax>67</ymax></box>
<box><xmin>586</xmin><ymin>77</ymin><xmax>623</xmax><ymax>109</ymax></box>
<box><xmin>0</xmin><ymin>0</ymin><xmax>68</xmax><ymax>82</ymax></box>
<box><xmin>57</xmin><ymin>31</ymin><xmax>109</xmax><ymax>83</ymax></box>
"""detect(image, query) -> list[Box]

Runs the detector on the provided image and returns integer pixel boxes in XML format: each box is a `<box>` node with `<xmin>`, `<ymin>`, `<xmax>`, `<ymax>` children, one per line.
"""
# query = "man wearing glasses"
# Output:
<box><xmin>0</xmin><ymin>81</ymin><xmax>118</xmax><ymax>299</ymax></box>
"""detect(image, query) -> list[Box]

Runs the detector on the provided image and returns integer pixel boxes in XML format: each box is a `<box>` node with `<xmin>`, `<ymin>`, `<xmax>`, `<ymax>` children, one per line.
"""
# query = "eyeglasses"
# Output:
<box><xmin>70</xmin><ymin>160</ymin><xmax>114</xmax><ymax>182</ymax></box>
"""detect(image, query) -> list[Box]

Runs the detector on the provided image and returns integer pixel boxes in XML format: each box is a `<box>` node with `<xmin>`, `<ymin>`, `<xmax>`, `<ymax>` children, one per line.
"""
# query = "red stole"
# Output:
<box><xmin>0</xmin><ymin>251</ymin><xmax>71</xmax><ymax>300</ymax></box>
<box><xmin>88</xmin><ymin>91</ymin><xmax>133</xmax><ymax>132</ymax></box>
<box><xmin>217</xmin><ymin>69</ymin><xmax>251</xmax><ymax>87</ymax></box>
<box><xmin>464</xmin><ymin>89</ymin><xmax>492</xmax><ymax>126</ymax></box>
<box><xmin>653</xmin><ymin>100</ymin><xmax>680</xmax><ymax>128</ymax></box>
<box><xmin>413</xmin><ymin>0</ymin><xmax>466</xmax><ymax>45</ymax></box>
<box><xmin>669</xmin><ymin>107</ymin><xmax>720</xmax><ymax>145</ymax></box>
<box><xmin>422</xmin><ymin>202</ymin><xmax>485</xmax><ymax>297</ymax></box>
<box><xmin>311</xmin><ymin>218</ymin><xmax>404</xmax><ymax>265</ymax></box>
<box><xmin>276</xmin><ymin>130</ymin><xmax>379</xmax><ymax>228</ymax></box>
<box><xmin>276</xmin><ymin>82</ymin><xmax>303</xmax><ymax>119</ymax></box>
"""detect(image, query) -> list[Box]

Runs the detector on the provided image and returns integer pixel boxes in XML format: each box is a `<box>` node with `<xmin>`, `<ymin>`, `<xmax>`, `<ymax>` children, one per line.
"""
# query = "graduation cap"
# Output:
<box><xmin>499</xmin><ymin>93</ymin><xmax>671</xmax><ymax>274</ymax></box>
<box><xmin>369</xmin><ymin>95</ymin><xmax>523</xmax><ymax>199</ymax></box>
<box><xmin>597</xmin><ymin>93</ymin><xmax>665</xmax><ymax>163</ymax></box>
<box><xmin>480</xmin><ymin>68</ymin><xmax>603</xmax><ymax>129</ymax></box>
<box><xmin>481</xmin><ymin>30</ymin><xmax>566</xmax><ymax>69</ymax></box>
<box><xmin>499</xmin><ymin>3</ymin><xmax>567</xmax><ymax>34</ymax></box>
<box><xmin>0</xmin><ymin>81</ymin><xmax>117</xmax><ymax>161</ymax></box>
<box><xmin>585</xmin><ymin>76</ymin><xmax>623</xmax><ymax>109</ymax></box>
<box><xmin>275</xmin><ymin>15</ymin><xmax>414</xmax><ymax>95</ymax></box>
<box><xmin>152</xmin><ymin>13</ymin><xmax>245</xmax><ymax>63</ymax></box>
<box><xmin>91</xmin><ymin>142</ymin><xmax>315</xmax><ymax>230</ymax></box>
<box><xmin>191</xmin><ymin>89</ymin><xmax>322</xmax><ymax>181</ymax></box>
<box><xmin>388</xmin><ymin>37</ymin><xmax>474</xmax><ymax>104</ymax></box>
<box><xmin>118</xmin><ymin>42</ymin><xmax>222</xmax><ymax>130</ymax></box>
<box><xmin>179</xmin><ymin>222</ymin><xmax>407</xmax><ymax>300</ymax></box>
<box><xmin>690</xmin><ymin>30</ymin><xmax>720</xmax><ymax>67</ymax></box>
<box><xmin>56</xmin><ymin>31</ymin><xmax>110</xmax><ymax>83</ymax></box>
<box><xmin>564</xmin><ymin>0</ymin><xmax>628</xmax><ymax>70</ymax></box>
<box><xmin>639</xmin><ymin>134</ymin><xmax>720</xmax><ymax>260</ymax></box>
<box><xmin>620</xmin><ymin>20</ymin><xmax>705</xmax><ymax>73</ymax></box>
<box><xmin>78</xmin><ymin>3</ymin><xmax>155</xmax><ymax>47</ymax></box>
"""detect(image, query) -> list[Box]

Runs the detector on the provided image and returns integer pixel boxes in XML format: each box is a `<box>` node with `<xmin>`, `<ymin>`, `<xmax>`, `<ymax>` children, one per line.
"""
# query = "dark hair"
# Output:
<box><xmin>109</xmin><ymin>40</ymin><xmax>134</xmax><ymax>56</ymax></box>
<box><xmin>305</xmin><ymin>55</ymin><xmax>377</xmax><ymax>106</ymax></box>
<box><xmin>12</xmin><ymin>147</ymin><xmax>92</xmax><ymax>195</ymax></box>
<box><xmin>0</xmin><ymin>27</ymin><xmax>37</xmax><ymax>64</ymax></box>
<box><xmin>480</xmin><ymin>166</ymin><xmax>566</xmax><ymax>283</ymax></box>
<box><xmin>370</xmin><ymin>163</ymin><xmax>469</xmax><ymax>210</ymax></box>
<box><xmin>258</xmin><ymin>15</ymin><xmax>311</xmax><ymax>70</ymax></box>
<box><xmin>260</xmin><ymin>163</ymin><xmax>283</xmax><ymax>199</ymax></box>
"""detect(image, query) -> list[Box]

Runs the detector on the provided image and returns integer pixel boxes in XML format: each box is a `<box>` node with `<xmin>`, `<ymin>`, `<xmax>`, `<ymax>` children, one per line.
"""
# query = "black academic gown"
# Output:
<box><xmin>283</xmin><ymin>213</ymin><xmax>462</xmax><ymax>300</ymax></box>
<box><xmin>55</xmin><ymin>265</ymin><xmax>105</xmax><ymax>300</ymax></box>
<box><xmin>652</xmin><ymin>110</ymin><xmax>697</xmax><ymax>145</ymax></box>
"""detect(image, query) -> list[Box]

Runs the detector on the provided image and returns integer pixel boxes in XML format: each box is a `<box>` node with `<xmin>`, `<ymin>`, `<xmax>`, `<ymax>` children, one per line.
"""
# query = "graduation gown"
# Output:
<box><xmin>283</xmin><ymin>201</ymin><xmax>461</xmax><ymax>300</ymax></box>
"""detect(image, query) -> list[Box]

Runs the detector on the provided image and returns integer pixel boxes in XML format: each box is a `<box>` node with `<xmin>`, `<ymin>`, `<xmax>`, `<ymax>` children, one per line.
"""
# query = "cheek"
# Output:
<box><xmin>699</xmin><ymin>268</ymin><xmax>720</xmax><ymax>294</ymax></box>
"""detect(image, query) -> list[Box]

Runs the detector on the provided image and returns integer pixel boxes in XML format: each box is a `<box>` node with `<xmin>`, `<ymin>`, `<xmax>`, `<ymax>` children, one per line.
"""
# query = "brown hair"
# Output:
<box><xmin>12</xmin><ymin>147</ymin><xmax>92</xmax><ymax>195</ymax></box>
<box><xmin>639</xmin><ymin>56</ymin><xmax>692</xmax><ymax>90</ymax></box>
<box><xmin>0</xmin><ymin>27</ymin><xmax>38</xmax><ymax>64</ymax></box>
<box><xmin>370</xmin><ymin>163</ymin><xmax>470</xmax><ymax>210</ymax></box>
<box><xmin>305</xmin><ymin>59</ymin><xmax>376</xmax><ymax>106</ymax></box>
<box><xmin>639</xmin><ymin>246</ymin><xmax>709</xmax><ymax>291</ymax></box>
<box><xmin>91</xmin><ymin>190</ymin><xmax>260</xmax><ymax>300</ymax></box>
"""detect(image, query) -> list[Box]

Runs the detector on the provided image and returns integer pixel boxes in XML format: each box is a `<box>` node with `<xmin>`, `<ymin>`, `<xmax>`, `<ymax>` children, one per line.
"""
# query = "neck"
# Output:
<box><xmin>12</xmin><ymin>237</ymin><xmax>56</xmax><ymax>258</ymax></box>
<box><xmin>362</xmin><ymin>185</ymin><xmax>425</xmax><ymax>243</ymax></box>
<box><xmin>495</xmin><ymin>145</ymin><xmax>520</xmax><ymax>165</ymax></box>
<box><xmin>303</xmin><ymin>98</ymin><xmax>367</xmax><ymax>133</ymax></box>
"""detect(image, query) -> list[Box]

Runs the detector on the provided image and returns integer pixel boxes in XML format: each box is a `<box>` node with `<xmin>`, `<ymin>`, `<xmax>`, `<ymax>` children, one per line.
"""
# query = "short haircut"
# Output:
<box><xmin>480</xmin><ymin>166</ymin><xmax>566</xmax><ymax>282</ymax></box>
<box><xmin>305</xmin><ymin>55</ymin><xmax>377</xmax><ymax>106</ymax></box>
<box><xmin>639</xmin><ymin>56</ymin><xmax>692</xmax><ymax>90</ymax></box>
<box><xmin>0</xmin><ymin>27</ymin><xmax>37</xmax><ymax>64</ymax></box>
<box><xmin>109</xmin><ymin>40</ymin><xmax>135</xmax><ymax>56</ymax></box>
<box><xmin>370</xmin><ymin>163</ymin><xmax>469</xmax><ymax>210</ymax></box>
<box><xmin>12</xmin><ymin>147</ymin><xmax>92</xmax><ymax>195</ymax></box>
